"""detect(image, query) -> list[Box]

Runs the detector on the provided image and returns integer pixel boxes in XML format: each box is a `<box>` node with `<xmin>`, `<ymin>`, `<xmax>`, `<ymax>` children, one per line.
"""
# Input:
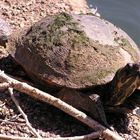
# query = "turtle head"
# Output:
<box><xmin>107</xmin><ymin>63</ymin><xmax>140</xmax><ymax>106</ymax></box>
<box><xmin>0</xmin><ymin>19</ymin><xmax>11</xmax><ymax>47</ymax></box>
<box><xmin>115</xmin><ymin>63</ymin><xmax>140</xmax><ymax>87</ymax></box>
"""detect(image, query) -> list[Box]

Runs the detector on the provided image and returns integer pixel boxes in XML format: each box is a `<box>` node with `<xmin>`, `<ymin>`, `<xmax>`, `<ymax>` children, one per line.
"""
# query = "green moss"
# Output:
<box><xmin>48</xmin><ymin>12</ymin><xmax>73</xmax><ymax>32</ymax></box>
<box><xmin>46</xmin><ymin>13</ymin><xmax>83</xmax><ymax>47</ymax></box>
<box><xmin>72</xmin><ymin>32</ymin><xmax>89</xmax><ymax>44</ymax></box>
<box><xmin>86</xmin><ymin>70</ymin><xmax>112</xmax><ymax>84</ymax></box>
<box><xmin>120</xmin><ymin>38</ymin><xmax>139</xmax><ymax>62</ymax></box>
<box><xmin>20</xmin><ymin>12</ymin><xmax>130</xmax><ymax>86</ymax></box>
<box><xmin>120</xmin><ymin>38</ymin><xmax>128</xmax><ymax>46</ymax></box>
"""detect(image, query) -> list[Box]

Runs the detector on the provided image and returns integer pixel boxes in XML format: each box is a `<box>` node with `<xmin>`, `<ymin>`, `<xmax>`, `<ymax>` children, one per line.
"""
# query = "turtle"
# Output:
<box><xmin>0</xmin><ymin>12</ymin><xmax>140</xmax><ymax>125</ymax></box>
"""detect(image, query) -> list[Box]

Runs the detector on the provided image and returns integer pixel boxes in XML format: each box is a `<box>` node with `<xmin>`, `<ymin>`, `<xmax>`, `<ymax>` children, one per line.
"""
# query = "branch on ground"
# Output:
<box><xmin>0</xmin><ymin>131</ymin><xmax>100</xmax><ymax>140</ymax></box>
<box><xmin>0</xmin><ymin>70</ymin><xmax>124</xmax><ymax>140</ymax></box>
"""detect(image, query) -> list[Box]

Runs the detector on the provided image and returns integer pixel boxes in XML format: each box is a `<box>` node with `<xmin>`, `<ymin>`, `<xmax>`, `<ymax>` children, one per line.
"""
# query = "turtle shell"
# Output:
<box><xmin>9</xmin><ymin>13</ymin><xmax>140</xmax><ymax>89</ymax></box>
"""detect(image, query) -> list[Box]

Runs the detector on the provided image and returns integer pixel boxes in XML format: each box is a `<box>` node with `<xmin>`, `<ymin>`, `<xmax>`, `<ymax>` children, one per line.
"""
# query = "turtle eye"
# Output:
<box><xmin>125</xmin><ymin>63</ymin><xmax>140</xmax><ymax>76</ymax></box>
<box><xmin>124</xmin><ymin>63</ymin><xmax>133</xmax><ymax>75</ymax></box>
<box><xmin>134</xmin><ymin>63</ymin><xmax>140</xmax><ymax>71</ymax></box>
<box><xmin>125</xmin><ymin>63</ymin><xmax>139</xmax><ymax>72</ymax></box>
<box><xmin>126</xmin><ymin>63</ymin><xmax>133</xmax><ymax>70</ymax></box>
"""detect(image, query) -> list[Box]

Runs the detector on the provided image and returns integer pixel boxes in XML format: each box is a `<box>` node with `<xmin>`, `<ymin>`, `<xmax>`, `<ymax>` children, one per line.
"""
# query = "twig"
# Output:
<box><xmin>9</xmin><ymin>114</ymin><xmax>22</xmax><ymax>121</ymax></box>
<box><xmin>0</xmin><ymin>114</ymin><xmax>22</xmax><ymax>124</ymax></box>
<box><xmin>0</xmin><ymin>102</ymin><xmax>5</xmax><ymax>107</ymax></box>
<box><xmin>0</xmin><ymin>131</ymin><xmax>100</xmax><ymax>140</ymax></box>
<box><xmin>0</xmin><ymin>71</ymin><xmax>124</xmax><ymax>140</ymax></box>
<box><xmin>0</xmin><ymin>119</ymin><xmax>22</xmax><ymax>125</ymax></box>
<box><xmin>8</xmin><ymin>87</ymin><xmax>41</xmax><ymax>138</ymax></box>
<box><xmin>0</xmin><ymin>82</ymin><xmax>10</xmax><ymax>91</ymax></box>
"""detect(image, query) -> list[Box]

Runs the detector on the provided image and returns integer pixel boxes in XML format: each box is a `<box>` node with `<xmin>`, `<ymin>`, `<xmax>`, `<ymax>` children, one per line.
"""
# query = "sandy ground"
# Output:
<box><xmin>0</xmin><ymin>0</ymin><xmax>90</xmax><ymax>31</ymax></box>
<box><xmin>0</xmin><ymin>0</ymin><xmax>140</xmax><ymax>139</ymax></box>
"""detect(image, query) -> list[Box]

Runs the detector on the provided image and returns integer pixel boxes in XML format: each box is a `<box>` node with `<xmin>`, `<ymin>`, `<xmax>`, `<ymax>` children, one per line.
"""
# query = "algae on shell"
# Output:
<box><xmin>8</xmin><ymin>13</ymin><xmax>140</xmax><ymax>88</ymax></box>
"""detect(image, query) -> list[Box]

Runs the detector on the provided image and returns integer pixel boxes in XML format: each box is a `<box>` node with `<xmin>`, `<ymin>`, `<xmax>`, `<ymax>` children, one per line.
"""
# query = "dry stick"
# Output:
<box><xmin>0</xmin><ymin>84</ymin><xmax>101</xmax><ymax>140</ymax></box>
<box><xmin>8</xmin><ymin>87</ymin><xmax>41</xmax><ymax>138</ymax></box>
<box><xmin>0</xmin><ymin>91</ymin><xmax>102</xmax><ymax>140</ymax></box>
<box><xmin>0</xmin><ymin>114</ymin><xmax>21</xmax><ymax>124</ymax></box>
<box><xmin>0</xmin><ymin>71</ymin><xmax>124</xmax><ymax>140</ymax></box>
<box><xmin>0</xmin><ymin>131</ymin><xmax>100</xmax><ymax>140</ymax></box>
<box><xmin>0</xmin><ymin>82</ymin><xmax>10</xmax><ymax>91</ymax></box>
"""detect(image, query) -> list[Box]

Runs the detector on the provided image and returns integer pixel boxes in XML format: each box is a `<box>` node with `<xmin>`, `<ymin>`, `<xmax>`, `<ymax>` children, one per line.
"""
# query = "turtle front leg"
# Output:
<box><xmin>105</xmin><ymin>63</ymin><xmax>140</xmax><ymax>106</ymax></box>
<box><xmin>58</xmin><ymin>88</ymin><xmax>108</xmax><ymax>126</ymax></box>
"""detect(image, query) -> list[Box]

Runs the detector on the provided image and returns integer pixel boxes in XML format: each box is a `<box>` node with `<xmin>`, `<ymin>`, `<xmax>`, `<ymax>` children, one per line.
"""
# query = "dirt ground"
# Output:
<box><xmin>0</xmin><ymin>0</ymin><xmax>140</xmax><ymax>139</ymax></box>
<box><xmin>0</xmin><ymin>0</ymin><xmax>90</xmax><ymax>32</ymax></box>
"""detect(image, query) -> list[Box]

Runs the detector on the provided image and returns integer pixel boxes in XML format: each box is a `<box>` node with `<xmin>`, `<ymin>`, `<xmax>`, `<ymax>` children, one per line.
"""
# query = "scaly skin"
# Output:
<box><xmin>107</xmin><ymin>63</ymin><xmax>140</xmax><ymax>106</ymax></box>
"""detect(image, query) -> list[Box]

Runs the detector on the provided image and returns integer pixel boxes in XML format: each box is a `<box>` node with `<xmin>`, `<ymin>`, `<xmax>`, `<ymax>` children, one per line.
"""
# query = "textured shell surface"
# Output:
<box><xmin>9</xmin><ymin>13</ymin><xmax>140</xmax><ymax>89</ymax></box>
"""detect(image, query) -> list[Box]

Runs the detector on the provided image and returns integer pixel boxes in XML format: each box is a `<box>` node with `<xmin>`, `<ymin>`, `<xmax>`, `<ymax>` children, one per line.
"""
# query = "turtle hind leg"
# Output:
<box><xmin>58</xmin><ymin>88</ymin><xmax>108</xmax><ymax>126</ymax></box>
<box><xmin>105</xmin><ymin>63</ymin><xmax>140</xmax><ymax>106</ymax></box>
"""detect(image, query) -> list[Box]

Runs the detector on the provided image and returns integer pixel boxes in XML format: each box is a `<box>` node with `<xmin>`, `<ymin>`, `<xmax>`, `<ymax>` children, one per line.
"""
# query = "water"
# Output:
<box><xmin>87</xmin><ymin>0</ymin><xmax>140</xmax><ymax>115</ymax></box>
<box><xmin>87</xmin><ymin>0</ymin><xmax>140</xmax><ymax>47</ymax></box>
